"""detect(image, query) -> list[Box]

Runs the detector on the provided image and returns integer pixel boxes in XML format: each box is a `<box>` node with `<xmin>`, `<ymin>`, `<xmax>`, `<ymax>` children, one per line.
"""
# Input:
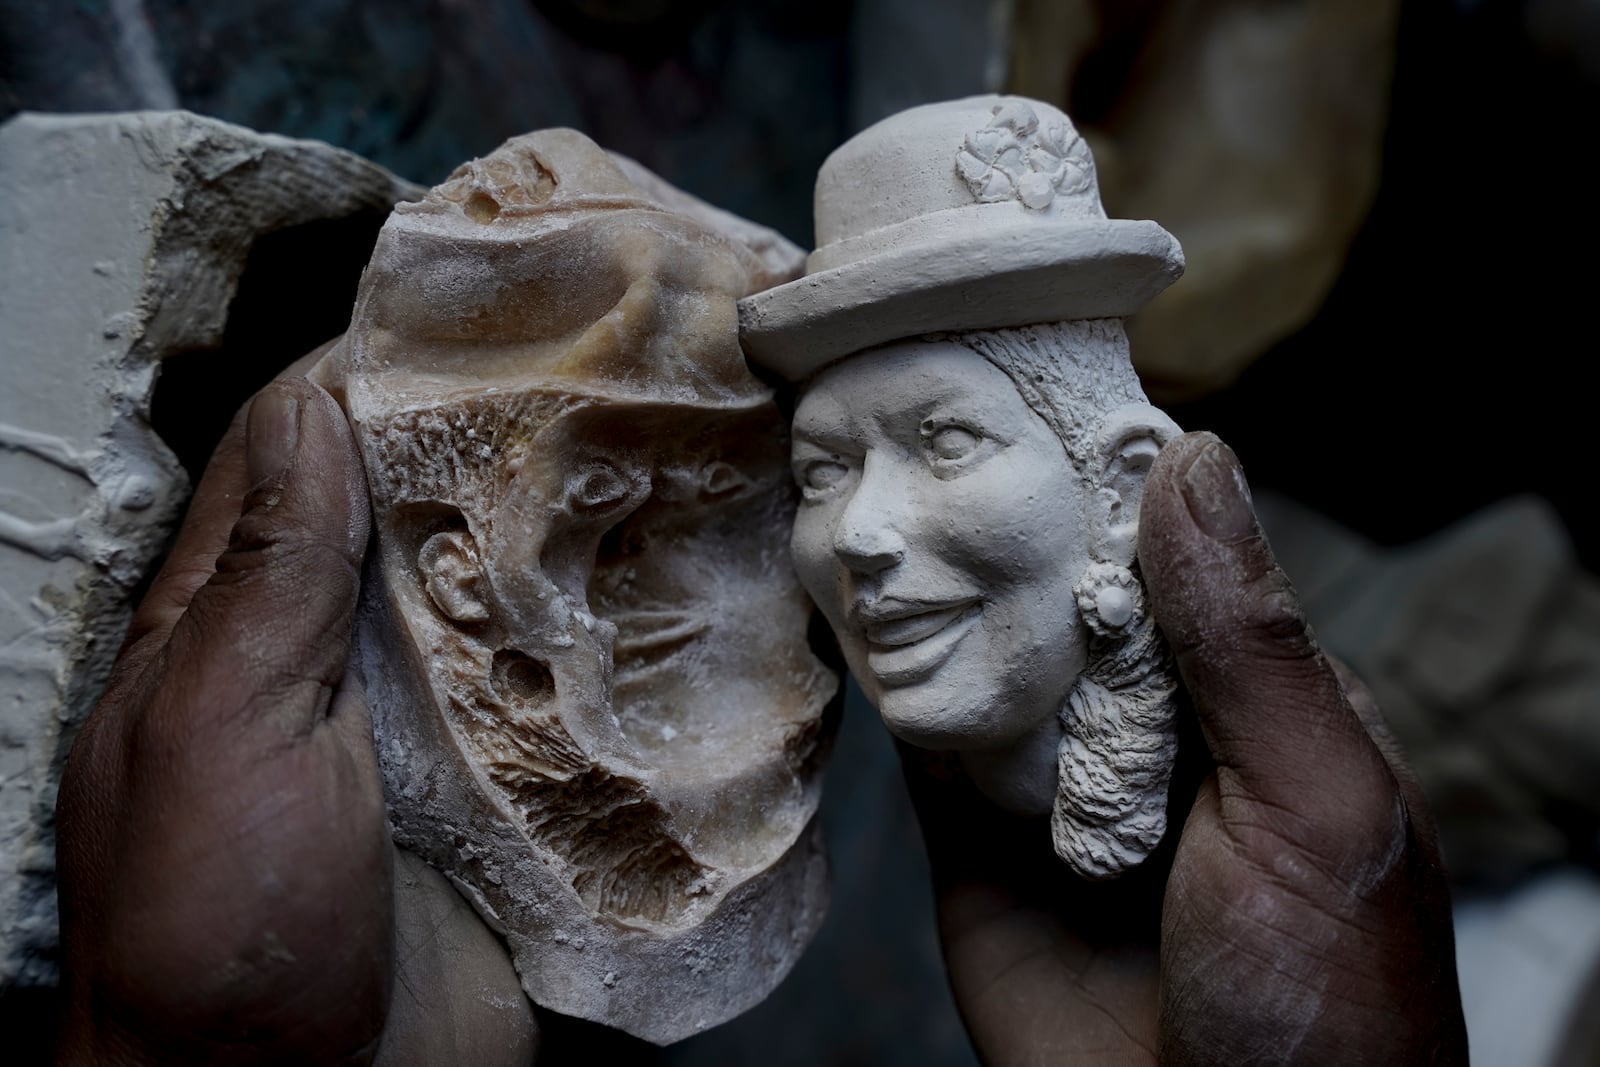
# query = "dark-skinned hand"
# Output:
<box><xmin>54</xmin><ymin>370</ymin><xmax>537</xmax><ymax>1066</ymax></box>
<box><xmin>905</xmin><ymin>432</ymin><xmax>1469</xmax><ymax>1066</ymax></box>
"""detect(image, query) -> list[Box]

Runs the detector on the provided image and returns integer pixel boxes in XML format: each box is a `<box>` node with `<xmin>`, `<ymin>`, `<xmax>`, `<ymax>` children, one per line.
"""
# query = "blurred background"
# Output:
<box><xmin>3</xmin><ymin>0</ymin><xmax>1598</xmax><ymax>1063</ymax></box>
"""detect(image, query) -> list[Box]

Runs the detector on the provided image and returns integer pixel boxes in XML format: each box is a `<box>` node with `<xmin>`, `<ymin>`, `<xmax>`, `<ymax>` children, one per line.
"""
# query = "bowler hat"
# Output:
<box><xmin>738</xmin><ymin>95</ymin><xmax>1185</xmax><ymax>380</ymax></box>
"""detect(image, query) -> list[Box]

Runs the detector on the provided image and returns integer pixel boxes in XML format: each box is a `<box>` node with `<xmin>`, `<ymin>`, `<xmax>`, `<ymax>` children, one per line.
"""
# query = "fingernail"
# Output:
<box><xmin>1181</xmin><ymin>437</ymin><xmax>1256</xmax><ymax>542</ymax></box>
<box><xmin>247</xmin><ymin>386</ymin><xmax>302</xmax><ymax>486</ymax></box>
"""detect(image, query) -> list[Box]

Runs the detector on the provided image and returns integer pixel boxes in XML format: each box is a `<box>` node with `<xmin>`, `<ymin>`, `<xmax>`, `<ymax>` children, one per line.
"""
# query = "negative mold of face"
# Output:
<box><xmin>330</xmin><ymin>129</ymin><xmax>837</xmax><ymax>1045</ymax></box>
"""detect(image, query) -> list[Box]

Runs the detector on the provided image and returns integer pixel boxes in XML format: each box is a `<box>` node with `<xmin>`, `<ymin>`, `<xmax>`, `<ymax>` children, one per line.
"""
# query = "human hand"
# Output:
<box><xmin>904</xmin><ymin>432</ymin><xmax>1468</xmax><ymax>1066</ymax></box>
<box><xmin>54</xmin><ymin>372</ymin><xmax>535</xmax><ymax>1065</ymax></box>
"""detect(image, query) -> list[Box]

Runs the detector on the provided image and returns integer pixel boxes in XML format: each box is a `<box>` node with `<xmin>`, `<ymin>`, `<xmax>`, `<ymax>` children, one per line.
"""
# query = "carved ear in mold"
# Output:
<box><xmin>419</xmin><ymin>528</ymin><xmax>490</xmax><ymax>623</ymax></box>
<box><xmin>1090</xmin><ymin>403</ymin><xmax>1181</xmax><ymax>566</ymax></box>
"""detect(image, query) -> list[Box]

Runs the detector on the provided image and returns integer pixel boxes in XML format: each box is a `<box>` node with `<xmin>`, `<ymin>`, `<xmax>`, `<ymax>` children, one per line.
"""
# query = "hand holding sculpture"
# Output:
<box><xmin>902</xmin><ymin>433</ymin><xmax>1469</xmax><ymax>1066</ymax></box>
<box><xmin>53</xmin><ymin>129</ymin><xmax>838</xmax><ymax>1057</ymax></box>
<box><xmin>747</xmin><ymin>93</ymin><xmax>1466</xmax><ymax>1061</ymax></box>
<box><xmin>52</xmin><ymin>374</ymin><xmax>536</xmax><ymax>1066</ymax></box>
<box><xmin>44</xmin><ymin>104</ymin><xmax>1466</xmax><ymax>1065</ymax></box>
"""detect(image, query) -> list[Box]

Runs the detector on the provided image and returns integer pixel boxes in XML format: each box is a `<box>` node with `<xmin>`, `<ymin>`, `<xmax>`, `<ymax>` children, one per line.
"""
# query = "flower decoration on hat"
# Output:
<box><xmin>955</xmin><ymin>100</ymin><xmax>1096</xmax><ymax>212</ymax></box>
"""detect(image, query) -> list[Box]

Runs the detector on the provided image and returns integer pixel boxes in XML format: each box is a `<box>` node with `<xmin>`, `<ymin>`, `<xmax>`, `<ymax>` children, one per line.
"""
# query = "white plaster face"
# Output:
<box><xmin>790</xmin><ymin>338</ymin><xmax>1091</xmax><ymax>750</ymax></box>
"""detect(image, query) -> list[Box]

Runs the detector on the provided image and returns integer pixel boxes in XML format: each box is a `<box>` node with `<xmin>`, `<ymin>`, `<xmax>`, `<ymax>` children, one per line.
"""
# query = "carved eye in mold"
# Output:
<box><xmin>568</xmin><ymin>461</ymin><xmax>641</xmax><ymax>513</ymax></box>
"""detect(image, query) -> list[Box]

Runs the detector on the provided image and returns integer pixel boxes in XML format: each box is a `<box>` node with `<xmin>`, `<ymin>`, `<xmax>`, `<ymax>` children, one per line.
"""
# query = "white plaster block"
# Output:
<box><xmin>0</xmin><ymin>110</ymin><xmax>418</xmax><ymax>986</ymax></box>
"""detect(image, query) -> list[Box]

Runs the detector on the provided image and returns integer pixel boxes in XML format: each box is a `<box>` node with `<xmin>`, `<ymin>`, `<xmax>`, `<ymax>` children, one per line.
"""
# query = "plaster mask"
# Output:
<box><xmin>790</xmin><ymin>340</ymin><xmax>1090</xmax><ymax>756</ymax></box>
<box><xmin>329</xmin><ymin>130</ymin><xmax>836</xmax><ymax>1044</ymax></box>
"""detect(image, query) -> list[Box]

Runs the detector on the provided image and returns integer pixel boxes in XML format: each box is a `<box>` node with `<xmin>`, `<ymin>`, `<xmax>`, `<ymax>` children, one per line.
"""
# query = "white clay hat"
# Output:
<box><xmin>737</xmin><ymin>95</ymin><xmax>1185</xmax><ymax>381</ymax></box>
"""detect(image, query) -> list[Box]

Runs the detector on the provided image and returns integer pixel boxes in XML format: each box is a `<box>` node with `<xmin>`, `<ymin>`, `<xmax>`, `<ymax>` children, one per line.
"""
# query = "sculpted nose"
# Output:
<box><xmin>832</xmin><ymin>478</ymin><xmax>905</xmax><ymax>575</ymax></box>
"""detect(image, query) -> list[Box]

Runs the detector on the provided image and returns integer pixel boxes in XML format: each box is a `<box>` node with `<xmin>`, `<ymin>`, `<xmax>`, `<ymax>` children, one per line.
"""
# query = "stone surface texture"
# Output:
<box><xmin>742</xmin><ymin>97</ymin><xmax>1183</xmax><ymax>881</ymax></box>
<box><xmin>331</xmin><ymin>129</ymin><xmax>836</xmax><ymax>1044</ymax></box>
<box><xmin>0</xmin><ymin>109</ymin><xmax>418</xmax><ymax>988</ymax></box>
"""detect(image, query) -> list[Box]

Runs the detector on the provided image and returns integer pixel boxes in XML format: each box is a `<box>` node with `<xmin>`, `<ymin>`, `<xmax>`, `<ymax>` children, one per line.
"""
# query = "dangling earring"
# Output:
<box><xmin>1074</xmin><ymin>560</ymin><xmax>1145</xmax><ymax>639</ymax></box>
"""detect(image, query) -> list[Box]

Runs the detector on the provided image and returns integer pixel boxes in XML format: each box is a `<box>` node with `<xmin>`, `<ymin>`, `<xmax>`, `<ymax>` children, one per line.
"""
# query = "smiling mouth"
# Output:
<box><xmin>861</xmin><ymin>601</ymin><xmax>981</xmax><ymax>686</ymax></box>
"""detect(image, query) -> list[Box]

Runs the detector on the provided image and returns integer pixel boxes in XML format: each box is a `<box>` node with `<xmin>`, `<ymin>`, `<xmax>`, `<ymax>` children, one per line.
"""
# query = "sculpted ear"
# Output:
<box><xmin>419</xmin><ymin>529</ymin><xmax>491</xmax><ymax>623</ymax></box>
<box><xmin>1091</xmin><ymin>404</ymin><xmax>1182</xmax><ymax>566</ymax></box>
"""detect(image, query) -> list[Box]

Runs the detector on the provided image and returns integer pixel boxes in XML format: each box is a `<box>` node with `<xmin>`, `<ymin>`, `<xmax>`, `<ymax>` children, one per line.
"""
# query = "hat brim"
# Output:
<box><xmin>737</xmin><ymin>217</ymin><xmax>1183</xmax><ymax>381</ymax></box>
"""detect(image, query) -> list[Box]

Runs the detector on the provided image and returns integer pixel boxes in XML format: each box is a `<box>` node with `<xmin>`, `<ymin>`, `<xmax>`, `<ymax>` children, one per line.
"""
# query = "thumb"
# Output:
<box><xmin>156</xmin><ymin>377</ymin><xmax>371</xmax><ymax>735</ymax></box>
<box><xmin>1138</xmin><ymin>433</ymin><xmax>1394</xmax><ymax>819</ymax></box>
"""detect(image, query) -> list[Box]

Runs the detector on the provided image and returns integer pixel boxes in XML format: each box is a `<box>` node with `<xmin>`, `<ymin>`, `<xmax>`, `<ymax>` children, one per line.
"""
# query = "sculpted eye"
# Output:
<box><xmin>924</xmin><ymin>423</ymin><xmax>981</xmax><ymax>462</ymax></box>
<box><xmin>799</xmin><ymin>459</ymin><xmax>850</xmax><ymax>493</ymax></box>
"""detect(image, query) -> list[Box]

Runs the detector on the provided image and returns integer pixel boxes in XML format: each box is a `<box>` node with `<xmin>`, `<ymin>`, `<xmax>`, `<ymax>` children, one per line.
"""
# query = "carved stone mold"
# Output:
<box><xmin>331</xmin><ymin>130</ymin><xmax>836</xmax><ymax>1044</ymax></box>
